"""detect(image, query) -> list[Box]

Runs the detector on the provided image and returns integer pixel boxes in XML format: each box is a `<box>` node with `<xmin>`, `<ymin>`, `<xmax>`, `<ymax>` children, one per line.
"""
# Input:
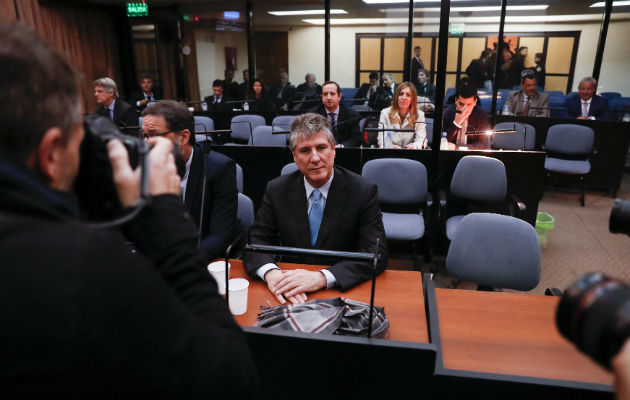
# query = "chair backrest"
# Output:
<box><xmin>237</xmin><ymin>193</ymin><xmax>255</xmax><ymax>231</ymax></box>
<box><xmin>446</xmin><ymin>213</ymin><xmax>541</xmax><ymax>291</ymax></box>
<box><xmin>600</xmin><ymin>92</ymin><xmax>621</xmax><ymax>100</ymax></box>
<box><xmin>231</xmin><ymin>114</ymin><xmax>266</xmax><ymax>142</ymax></box>
<box><xmin>425</xmin><ymin>117</ymin><xmax>434</xmax><ymax>146</ymax></box>
<box><xmin>545</xmin><ymin>124</ymin><xmax>594</xmax><ymax>155</ymax></box>
<box><xmin>361</xmin><ymin>158</ymin><xmax>427</xmax><ymax>206</ymax></box>
<box><xmin>492</xmin><ymin>122</ymin><xmax>536</xmax><ymax>150</ymax></box>
<box><xmin>352</xmin><ymin>104</ymin><xmax>371</xmax><ymax>111</ymax></box>
<box><xmin>235</xmin><ymin>163</ymin><xmax>243</xmax><ymax>193</ymax></box>
<box><xmin>451</xmin><ymin>155</ymin><xmax>506</xmax><ymax>202</ymax></box>
<box><xmin>271</xmin><ymin>115</ymin><xmax>296</xmax><ymax>131</ymax></box>
<box><xmin>249</xmin><ymin>125</ymin><xmax>286</xmax><ymax>146</ymax></box>
<box><xmin>193</xmin><ymin>116</ymin><xmax>215</xmax><ymax>143</ymax></box>
<box><xmin>281</xmin><ymin>162</ymin><xmax>299</xmax><ymax>176</ymax></box>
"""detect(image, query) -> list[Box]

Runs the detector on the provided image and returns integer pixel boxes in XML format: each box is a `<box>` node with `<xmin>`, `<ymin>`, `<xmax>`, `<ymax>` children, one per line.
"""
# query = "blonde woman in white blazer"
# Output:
<box><xmin>378</xmin><ymin>81</ymin><xmax>427</xmax><ymax>149</ymax></box>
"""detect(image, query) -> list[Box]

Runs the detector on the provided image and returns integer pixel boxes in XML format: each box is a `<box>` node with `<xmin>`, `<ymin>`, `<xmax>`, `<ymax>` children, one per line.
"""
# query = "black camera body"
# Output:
<box><xmin>74</xmin><ymin>115</ymin><xmax>147</xmax><ymax>221</ymax></box>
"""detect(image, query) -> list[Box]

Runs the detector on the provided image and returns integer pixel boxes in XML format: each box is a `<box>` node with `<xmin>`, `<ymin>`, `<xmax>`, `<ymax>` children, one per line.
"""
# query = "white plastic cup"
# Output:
<box><xmin>187</xmin><ymin>106</ymin><xmax>195</xmax><ymax>112</ymax></box>
<box><xmin>228</xmin><ymin>278</ymin><xmax>249</xmax><ymax>315</ymax></box>
<box><xmin>207</xmin><ymin>261</ymin><xmax>231</xmax><ymax>295</ymax></box>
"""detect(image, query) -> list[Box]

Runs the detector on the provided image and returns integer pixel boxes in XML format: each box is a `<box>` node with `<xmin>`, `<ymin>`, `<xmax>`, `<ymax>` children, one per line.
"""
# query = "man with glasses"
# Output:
<box><xmin>504</xmin><ymin>69</ymin><xmax>549</xmax><ymax>117</ymax></box>
<box><xmin>141</xmin><ymin>100</ymin><xmax>238</xmax><ymax>261</ymax></box>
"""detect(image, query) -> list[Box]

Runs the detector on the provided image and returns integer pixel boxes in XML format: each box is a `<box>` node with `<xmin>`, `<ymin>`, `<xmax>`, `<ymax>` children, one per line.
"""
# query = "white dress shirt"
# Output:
<box><xmin>179</xmin><ymin>147</ymin><xmax>194</xmax><ymax>202</ymax></box>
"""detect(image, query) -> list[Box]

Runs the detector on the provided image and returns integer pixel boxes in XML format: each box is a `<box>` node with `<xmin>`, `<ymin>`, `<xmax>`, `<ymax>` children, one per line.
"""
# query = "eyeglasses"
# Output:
<box><xmin>140</xmin><ymin>129</ymin><xmax>173</xmax><ymax>140</ymax></box>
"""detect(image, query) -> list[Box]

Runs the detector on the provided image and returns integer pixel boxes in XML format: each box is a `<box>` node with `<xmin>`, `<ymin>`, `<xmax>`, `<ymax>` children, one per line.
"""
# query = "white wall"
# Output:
<box><xmin>194</xmin><ymin>29</ymin><xmax>248</xmax><ymax>99</ymax></box>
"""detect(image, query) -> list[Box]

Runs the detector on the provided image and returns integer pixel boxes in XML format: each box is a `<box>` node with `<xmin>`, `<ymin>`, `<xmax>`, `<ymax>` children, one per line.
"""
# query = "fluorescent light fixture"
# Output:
<box><xmin>590</xmin><ymin>1</ymin><xmax>630</xmax><ymax>6</ymax></box>
<box><xmin>304</xmin><ymin>13</ymin><xmax>611</xmax><ymax>25</ymax></box>
<box><xmin>381</xmin><ymin>5</ymin><xmax>549</xmax><ymax>12</ymax></box>
<box><xmin>268</xmin><ymin>9</ymin><xmax>348</xmax><ymax>16</ymax></box>
<box><xmin>363</xmin><ymin>0</ymin><xmax>467</xmax><ymax>3</ymax></box>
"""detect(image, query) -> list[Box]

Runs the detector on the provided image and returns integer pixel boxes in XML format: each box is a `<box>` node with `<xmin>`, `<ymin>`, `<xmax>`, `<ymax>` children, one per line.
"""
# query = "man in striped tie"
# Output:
<box><xmin>244</xmin><ymin>113</ymin><xmax>388</xmax><ymax>305</ymax></box>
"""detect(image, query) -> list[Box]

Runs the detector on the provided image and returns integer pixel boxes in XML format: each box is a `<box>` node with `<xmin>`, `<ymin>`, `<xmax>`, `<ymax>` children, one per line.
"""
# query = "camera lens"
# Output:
<box><xmin>610</xmin><ymin>199</ymin><xmax>630</xmax><ymax>236</ymax></box>
<box><xmin>556</xmin><ymin>273</ymin><xmax>630</xmax><ymax>369</ymax></box>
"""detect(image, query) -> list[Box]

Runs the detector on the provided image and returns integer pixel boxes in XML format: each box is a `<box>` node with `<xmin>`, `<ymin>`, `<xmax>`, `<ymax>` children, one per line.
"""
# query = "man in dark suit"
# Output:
<box><xmin>142</xmin><ymin>100</ymin><xmax>238</xmax><ymax>261</ymax></box>
<box><xmin>308</xmin><ymin>81</ymin><xmax>363</xmax><ymax>147</ymax></box>
<box><xmin>293</xmin><ymin>73</ymin><xmax>322</xmax><ymax>110</ymax></box>
<box><xmin>128</xmin><ymin>75</ymin><xmax>160</xmax><ymax>113</ymax></box>
<box><xmin>368</xmin><ymin>73</ymin><xmax>397</xmax><ymax>111</ymax></box>
<box><xmin>204</xmin><ymin>79</ymin><xmax>233</xmax><ymax>111</ymax></box>
<box><xmin>269</xmin><ymin>72</ymin><xmax>296</xmax><ymax>111</ymax></box>
<box><xmin>222</xmin><ymin>69</ymin><xmax>240</xmax><ymax>99</ymax></box>
<box><xmin>442</xmin><ymin>82</ymin><xmax>490</xmax><ymax>150</ymax></box>
<box><xmin>562</xmin><ymin>77</ymin><xmax>611</xmax><ymax>120</ymax></box>
<box><xmin>93</xmin><ymin>77</ymin><xmax>139</xmax><ymax>136</ymax></box>
<box><xmin>410</xmin><ymin>46</ymin><xmax>425</xmax><ymax>82</ymax></box>
<box><xmin>354</xmin><ymin>71</ymin><xmax>379</xmax><ymax>106</ymax></box>
<box><xmin>244</xmin><ymin>113</ymin><xmax>387</xmax><ymax>305</ymax></box>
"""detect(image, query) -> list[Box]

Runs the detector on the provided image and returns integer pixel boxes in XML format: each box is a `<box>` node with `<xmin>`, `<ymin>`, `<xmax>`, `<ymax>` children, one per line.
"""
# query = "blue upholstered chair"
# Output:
<box><xmin>362</xmin><ymin>158</ymin><xmax>430</xmax><ymax>265</ymax></box>
<box><xmin>352</xmin><ymin>104</ymin><xmax>371</xmax><ymax>111</ymax></box>
<box><xmin>446</xmin><ymin>213</ymin><xmax>541</xmax><ymax>291</ymax></box>
<box><xmin>230</xmin><ymin>114</ymin><xmax>265</xmax><ymax>143</ymax></box>
<box><xmin>235</xmin><ymin>163</ymin><xmax>243</xmax><ymax>193</ymax></box>
<box><xmin>193</xmin><ymin>116</ymin><xmax>215</xmax><ymax>143</ymax></box>
<box><xmin>280</xmin><ymin>162</ymin><xmax>299</xmax><ymax>176</ymax></box>
<box><xmin>492</xmin><ymin>122</ymin><xmax>536</xmax><ymax>150</ymax></box>
<box><xmin>443</xmin><ymin>155</ymin><xmax>525</xmax><ymax>240</ymax></box>
<box><xmin>543</xmin><ymin>124</ymin><xmax>595</xmax><ymax>207</ymax></box>
<box><xmin>600</xmin><ymin>92</ymin><xmax>621</xmax><ymax>101</ymax></box>
<box><xmin>237</xmin><ymin>193</ymin><xmax>255</xmax><ymax>232</ymax></box>
<box><xmin>249</xmin><ymin>125</ymin><xmax>286</xmax><ymax>146</ymax></box>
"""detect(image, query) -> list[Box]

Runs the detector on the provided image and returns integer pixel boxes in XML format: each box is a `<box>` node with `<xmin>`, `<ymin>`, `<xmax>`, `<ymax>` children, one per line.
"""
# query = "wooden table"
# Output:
<box><xmin>430</xmin><ymin>286</ymin><xmax>614</xmax><ymax>392</ymax></box>
<box><xmin>229</xmin><ymin>259</ymin><xmax>429</xmax><ymax>343</ymax></box>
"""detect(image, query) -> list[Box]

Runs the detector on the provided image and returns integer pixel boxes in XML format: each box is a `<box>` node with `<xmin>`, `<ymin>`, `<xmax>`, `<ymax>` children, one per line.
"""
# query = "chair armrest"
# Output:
<box><xmin>508</xmin><ymin>194</ymin><xmax>527</xmax><ymax>218</ymax></box>
<box><xmin>439</xmin><ymin>190</ymin><xmax>448</xmax><ymax>232</ymax></box>
<box><xmin>545</xmin><ymin>287</ymin><xmax>563</xmax><ymax>296</ymax></box>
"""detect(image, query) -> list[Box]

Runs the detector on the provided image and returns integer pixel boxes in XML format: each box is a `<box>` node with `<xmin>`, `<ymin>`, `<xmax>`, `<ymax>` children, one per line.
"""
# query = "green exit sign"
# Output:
<box><xmin>449</xmin><ymin>23</ymin><xmax>465</xmax><ymax>35</ymax></box>
<box><xmin>127</xmin><ymin>2</ymin><xmax>148</xmax><ymax>17</ymax></box>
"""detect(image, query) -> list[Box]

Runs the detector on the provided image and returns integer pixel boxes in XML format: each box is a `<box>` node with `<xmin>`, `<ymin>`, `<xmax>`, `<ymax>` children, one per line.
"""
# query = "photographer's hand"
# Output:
<box><xmin>612</xmin><ymin>338</ymin><xmax>630</xmax><ymax>400</ymax></box>
<box><xmin>107</xmin><ymin>137</ymin><xmax>181</xmax><ymax>207</ymax></box>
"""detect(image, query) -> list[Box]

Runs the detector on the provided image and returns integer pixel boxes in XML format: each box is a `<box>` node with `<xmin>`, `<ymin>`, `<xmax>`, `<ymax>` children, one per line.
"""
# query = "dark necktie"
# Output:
<box><xmin>328</xmin><ymin>112</ymin><xmax>337</xmax><ymax>133</ymax></box>
<box><xmin>523</xmin><ymin>96</ymin><xmax>530</xmax><ymax>116</ymax></box>
<box><xmin>309</xmin><ymin>189</ymin><xmax>324</xmax><ymax>247</ymax></box>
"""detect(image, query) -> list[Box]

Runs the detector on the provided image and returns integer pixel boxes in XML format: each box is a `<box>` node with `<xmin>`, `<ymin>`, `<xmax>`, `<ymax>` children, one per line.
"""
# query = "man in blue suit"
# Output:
<box><xmin>142</xmin><ymin>100</ymin><xmax>238</xmax><ymax>261</ymax></box>
<box><xmin>562</xmin><ymin>77</ymin><xmax>611</xmax><ymax>120</ymax></box>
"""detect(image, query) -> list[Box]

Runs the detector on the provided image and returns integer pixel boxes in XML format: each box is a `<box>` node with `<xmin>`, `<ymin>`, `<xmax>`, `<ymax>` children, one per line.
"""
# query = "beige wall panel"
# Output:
<box><xmin>445</xmin><ymin>73</ymin><xmax>457</xmax><ymax>94</ymax></box>
<box><xmin>518</xmin><ymin>36</ymin><xmax>544</xmax><ymax>69</ymax></box>
<box><xmin>360</xmin><ymin>38</ymin><xmax>381</xmax><ymax>71</ymax></box>
<box><xmin>461</xmin><ymin>37</ymin><xmax>486</xmax><ymax>71</ymax></box>
<box><xmin>392</xmin><ymin>72</ymin><xmax>404</xmax><ymax>84</ymax></box>
<box><xmin>383</xmin><ymin>38</ymin><xmax>405</xmax><ymax>70</ymax></box>
<box><xmin>359</xmin><ymin>72</ymin><xmax>371</xmax><ymax>85</ymax></box>
<box><xmin>545</xmin><ymin>76</ymin><xmax>569</xmax><ymax>93</ymax></box>
<box><xmin>447</xmin><ymin>37</ymin><xmax>459</xmax><ymax>72</ymax></box>
<box><xmin>546</xmin><ymin>37</ymin><xmax>574</xmax><ymax>74</ymax></box>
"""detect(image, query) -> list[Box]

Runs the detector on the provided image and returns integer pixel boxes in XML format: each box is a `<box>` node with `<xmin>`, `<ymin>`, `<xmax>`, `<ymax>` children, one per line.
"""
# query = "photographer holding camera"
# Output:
<box><xmin>0</xmin><ymin>22</ymin><xmax>257</xmax><ymax>398</ymax></box>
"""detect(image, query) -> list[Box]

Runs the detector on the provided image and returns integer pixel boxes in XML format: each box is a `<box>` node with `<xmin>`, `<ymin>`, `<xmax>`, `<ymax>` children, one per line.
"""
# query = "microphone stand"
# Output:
<box><xmin>244</xmin><ymin>243</ymin><xmax>379</xmax><ymax>338</ymax></box>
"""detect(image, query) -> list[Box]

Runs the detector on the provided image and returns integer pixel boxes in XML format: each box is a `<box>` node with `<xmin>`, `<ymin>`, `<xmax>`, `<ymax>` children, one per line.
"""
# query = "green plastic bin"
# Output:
<box><xmin>536</xmin><ymin>212</ymin><xmax>555</xmax><ymax>249</ymax></box>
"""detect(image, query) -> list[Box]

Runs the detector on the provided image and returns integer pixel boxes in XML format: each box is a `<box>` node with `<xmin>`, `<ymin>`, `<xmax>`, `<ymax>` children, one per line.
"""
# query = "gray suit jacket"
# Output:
<box><xmin>243</xmin><ymin>166</ymin><xmax>388</xmax><ymax>291</ymax></box>
<box><xmin>505</xmin><ymin>90</ymin><xmax>549</xmax><ymax>117</ymax></box>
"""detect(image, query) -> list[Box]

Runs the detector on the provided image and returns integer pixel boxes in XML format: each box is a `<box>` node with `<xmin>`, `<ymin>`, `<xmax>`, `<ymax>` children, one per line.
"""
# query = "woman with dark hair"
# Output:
<box><xmin>377</xmin><ymin>81</ymin><xmax>427</xmax><ymax>149</ymax></box>
<box><xmin>249</xmin><ymin>79</ymin><xmax>275</xmax><ymax>111</ymax></box>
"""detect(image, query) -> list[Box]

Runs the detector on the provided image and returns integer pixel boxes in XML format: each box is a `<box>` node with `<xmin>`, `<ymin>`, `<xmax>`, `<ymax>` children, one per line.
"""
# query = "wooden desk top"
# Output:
<box><xmin>228</xmin><ymin>260</ymin><xmax>429</xmax><ymax>343</ymax></box>
<box><xmin>435</xmin><ymin>288</ymin><xmax>614</xmax><ymax>385</ymax></box>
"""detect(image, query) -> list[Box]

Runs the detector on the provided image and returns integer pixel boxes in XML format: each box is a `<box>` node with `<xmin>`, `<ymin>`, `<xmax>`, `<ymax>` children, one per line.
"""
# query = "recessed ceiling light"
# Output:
<box><xmin>590</xmin><ymin>1</ymin><xmax>630</xmax><ymax>6</ymax></box>
<box><xmin>380</xmin><ymin>5</ymin><xmax>549</xmax><ymax>12</ymax></box>
<box><xmin>268</xmin><ymin>9</ymin><xmax>348</xmax><ymax>16</ymax></box>
<box><xmin>363</xmin><ymin>0</ymin><xmax>468</xmax><ymax>3</ymax></box>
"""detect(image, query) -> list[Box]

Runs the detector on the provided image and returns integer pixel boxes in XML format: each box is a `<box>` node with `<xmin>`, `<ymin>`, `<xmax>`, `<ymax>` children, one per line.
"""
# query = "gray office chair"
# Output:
<box><xmin>425</xmin><ymin>117</ymin><xmax>434</xmax><ymax>146</ymax></box>
<box><xmin>194</xmin><ymin>116</ymin><xmax>215</xmax><ymax>143</ymax></box>
<box><xmin>281</xmin><ymin>162</ymin><xmax>299</xmax><ymax>176</ymax></box>
<box><xmin>446</xmin><ymin>213</ymin><xmax>541</xmax><ymax>291</ymax></box>
<box><xmin>444</xmin><ymin>155</ymin><xmax>525</xmax><ymax>240</ymax></box>
<box><xmin>492</xmin><ymin>122</ymin><xmax>536</xmax><ymax>151</ymax></box>
<box><xmin>237</xmin><ymin>193</ymin><xmax>255</xmax><ymax>232</ymax></box>
<box><xmin>271</xmin><ymin>115</ymin><xmax>294</xmax><ymax>145</ymax></box>
<box><xmin>543</xmin><ymin>124</ymin><xmax>594</xmax><ymax>207</ymax></box>
<box><xmin>249</xmin><ymin>125</ymin><xmax>286</xmax><ymax>146</ymax></box>
<box><xmin>362</xmin><ymin>158</ymin><xmax>429</xmax><ymax>265</ymax></box>
<box><xmin>230</xmin><ymin>114</ymin><xmax>265</xmax><ymax>143</ymax></box>
<box><xmin>235</xmin><ymin>163</ymin><xmax>243</xmax><ymax>193</ymax></box>
<box><xmin>352</xmin><ymin>104</ymin><xmax>371</xmax><ymax>111</ymax></box>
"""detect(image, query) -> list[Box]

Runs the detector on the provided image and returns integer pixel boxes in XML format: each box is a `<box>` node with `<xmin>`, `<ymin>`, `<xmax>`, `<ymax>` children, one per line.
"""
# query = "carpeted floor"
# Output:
<box><xmin>388</xmin><ymin>172</ymin><xmax>630</xmax><ymax>293</ymax></box>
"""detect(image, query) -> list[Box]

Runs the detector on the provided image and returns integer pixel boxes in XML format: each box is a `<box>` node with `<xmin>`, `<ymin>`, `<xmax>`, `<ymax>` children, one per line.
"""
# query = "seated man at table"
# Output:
<box><xmin>442</xmin><ymin>82</ymin><xmax>490</xmax><ymax>150</ymax></box>
<box><xmin>308</xmin><ymin>81</ymin><xmax>363</xmax><ymax>147</ymax></box>
<box><xmin>204</xmin><ymin>79</ymin><xmax>232</xmax><ymax>111</ymax></box>
<box><xmin>142</xmin><ymin>100</ymin><xmax>238</xmax><ymax>261</ymax></box>
<box><xmin>562</xmin><ymin>76</ymin><xmax>611</xmax><ymax>120</ymax></box>
<box><xmin>244</xmin><ymin>113</ymin><xmax>388</xmax><ymax>304</ymax></box>
<box><xmin>504</xmin><ymin>69</ymin><xmax>549</xmax><ymax>117</ymax></box>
